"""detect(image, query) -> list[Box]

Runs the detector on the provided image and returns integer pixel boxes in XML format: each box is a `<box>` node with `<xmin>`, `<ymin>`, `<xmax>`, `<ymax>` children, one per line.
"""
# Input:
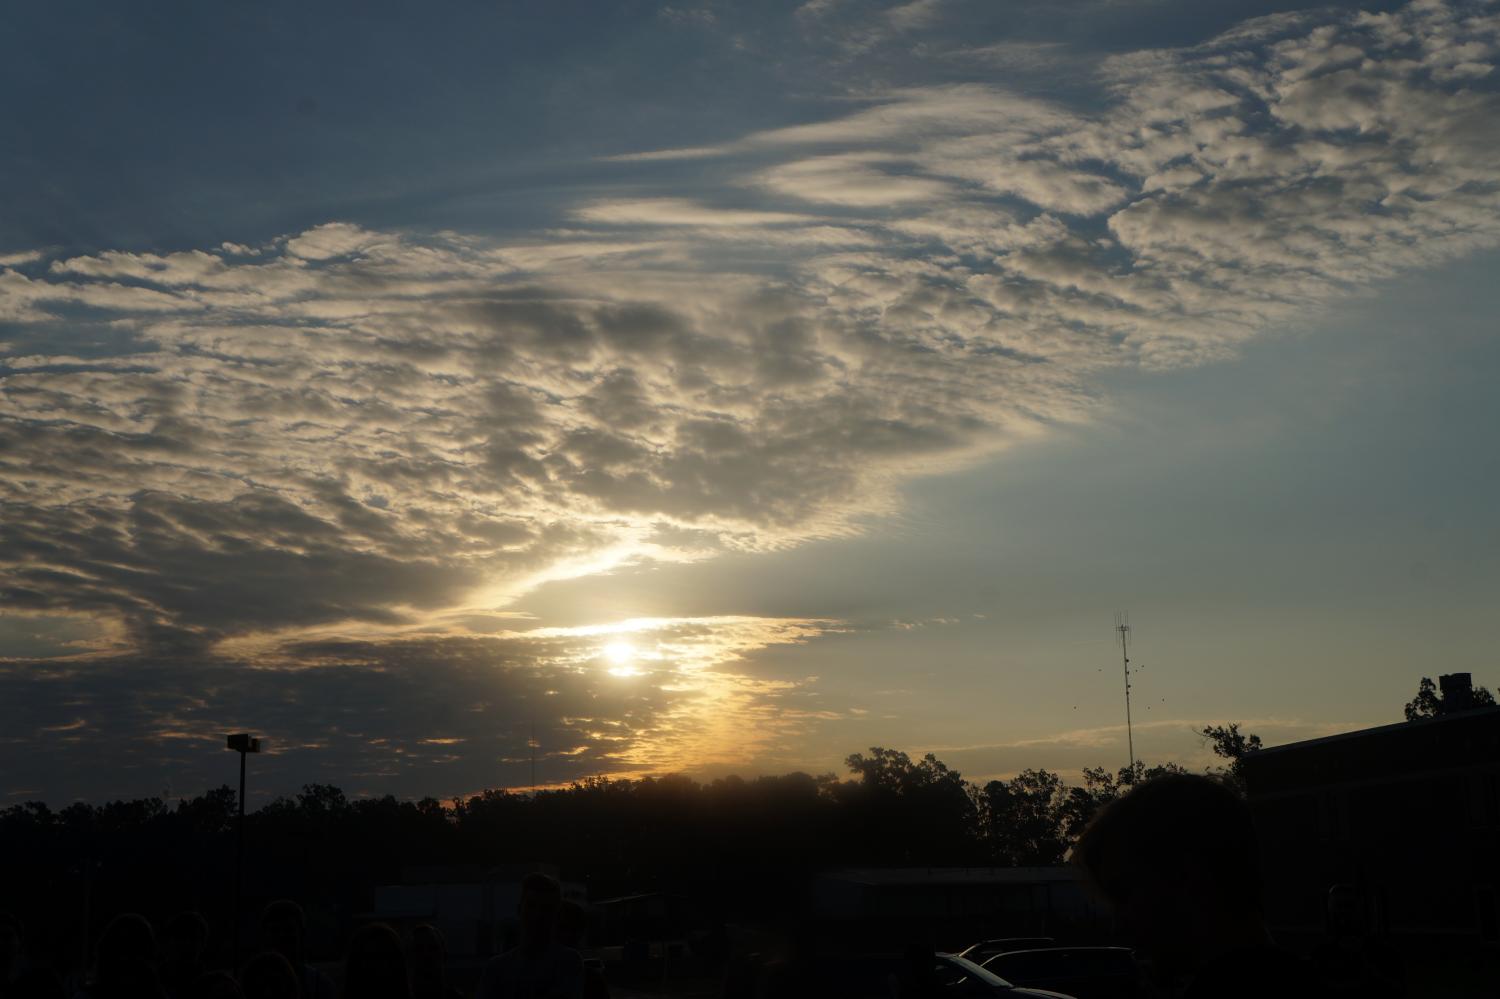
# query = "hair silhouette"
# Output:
<box><xmin>342</xmin><ymin>924</ymin><xmax>408</xmax><ymax>999</ymax></box>
<box><xmin>1072</xmin><ymin>773</ymin><xmax>1319</xmax><ymax>996</ymax></box>
<box><xmin>93</xmin><ymin>913</ymin><xmax>165</xmax><ymax>999</ymax></box>
<box><xmin>189</xmin><ymin>971</ymin><xmax>244</xmax><ymax>999</ymax></box>
<box><xmin>406</xmin><ymin>924</ymin><xmax>456</xmax><ymax>999</ymax></box>
<box><xmin>238</xmin><ymin>952</ymin><xmax>300</xmax><ymax>999</ymax></box>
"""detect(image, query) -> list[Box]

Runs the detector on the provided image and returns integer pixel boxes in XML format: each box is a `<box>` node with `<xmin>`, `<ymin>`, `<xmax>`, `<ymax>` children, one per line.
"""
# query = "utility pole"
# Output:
<box><xmin>226</xmin><ymin>733</ymin><xmax>262</xmax><ymax>971</ymax></box>
<box><xmin>1115</xmin><ymin>613</ymin><xmax>1136</xmax><ymax>779</ymax></box>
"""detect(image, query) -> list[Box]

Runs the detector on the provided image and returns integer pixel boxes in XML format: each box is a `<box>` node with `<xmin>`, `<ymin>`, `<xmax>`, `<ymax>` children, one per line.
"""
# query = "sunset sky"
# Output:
<box><xmin>3</xmin><ymin>0</ymin><xmax>1498</xmax><ymax>803</ymax></box>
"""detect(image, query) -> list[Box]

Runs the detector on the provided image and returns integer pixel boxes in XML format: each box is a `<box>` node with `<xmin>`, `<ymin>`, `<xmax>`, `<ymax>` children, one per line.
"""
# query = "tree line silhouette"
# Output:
<box><xmin>1</xmin><ymin>675</ymin><xmax>1485</xmax><ymax>969</ymax></box>
<box><xmin>1</xmin><ymin>732</ymin><xmax>1261</xmax><ymax>963</ymax></box>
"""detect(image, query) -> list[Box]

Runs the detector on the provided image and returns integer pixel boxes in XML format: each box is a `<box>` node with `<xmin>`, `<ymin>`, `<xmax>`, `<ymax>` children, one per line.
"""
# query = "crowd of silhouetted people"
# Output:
<box><xmin>1</xmin><ymin>874</ymin><xmax>607</xmax><ymax>999</ymax></box>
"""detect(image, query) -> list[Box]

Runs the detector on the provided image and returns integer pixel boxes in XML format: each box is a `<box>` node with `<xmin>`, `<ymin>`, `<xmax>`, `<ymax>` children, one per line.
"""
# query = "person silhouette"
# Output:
<box><xmin>478</xmin><ymin>874</ymin><xmax>582</xmax><ymax>999</ymax></box>
<box><xmin>159</xmin><ymin>913</ymin><xmax>209</xmax><ymax>999</ymax></box>
<box><xmin>0</xmin><ymin>913</ymin><xmax>63</xmax><ymax>999</ymax></box>
<box><xmin>1073</xmin><ymin>773</ymin><xmax>1318</xmax><ymax>998</ymax></box>
<box><xmin>84</xmin><ymin>914</ymin><xmax>164</xmax><ymax>999</ymax></box>
<box><xmin>893</xmin><ymin>943</ymin><xmax>937</xmax><ymax>999</ymax></box>
<box><xmin>257</xmin><ymin>904</ymin><xmax>332</xmax><ymax>999</ymax></box>
<box><xmin>184</xmin><ymin>972</ymin><xmax>240</xmax><ymax>999</ymax></box>
<box><xmin>341</xmin><ymin>925</ymin><xmax>407</xmax><ymax>999</ymax></box>
<box><xmin>405</xmin><ymin>926</ymin><xmax>459</xmax><ymax>999</ymax></box>
<box><xmin>552</xmin><ymin>905</ymin><xmax>605</xmax><ymax>999</ymax></box>
<box><xmin>237</xmin><ymin>953</ymin><xmax>299</xmax><ymax>999</ymax></box>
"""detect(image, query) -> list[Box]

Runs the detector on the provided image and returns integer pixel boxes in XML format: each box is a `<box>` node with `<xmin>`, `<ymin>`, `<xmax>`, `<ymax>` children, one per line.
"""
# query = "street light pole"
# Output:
<box><xmin>226</xmin><ymin>733</ymin><xmax>262</xmax><ymax>971</ymax></box>
<box><xmin>236</xmin><ymin>748</ymin><xmax>245</xmax><ymax>957</ymax></box>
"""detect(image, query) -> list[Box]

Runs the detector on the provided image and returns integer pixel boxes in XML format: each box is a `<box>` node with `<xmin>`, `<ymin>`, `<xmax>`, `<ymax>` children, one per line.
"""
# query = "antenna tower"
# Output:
<box><xmin>1115</xmin><ymin>611</ymin><xmax>1136</xmax><ymax>777</ymax></box>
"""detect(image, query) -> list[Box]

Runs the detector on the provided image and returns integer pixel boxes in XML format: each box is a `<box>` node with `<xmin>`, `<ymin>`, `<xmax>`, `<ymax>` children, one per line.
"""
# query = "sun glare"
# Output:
<box><xmin>603</xmin><ymin>641</ymin><xmax>640</xmax><ymax>676</ymax></box>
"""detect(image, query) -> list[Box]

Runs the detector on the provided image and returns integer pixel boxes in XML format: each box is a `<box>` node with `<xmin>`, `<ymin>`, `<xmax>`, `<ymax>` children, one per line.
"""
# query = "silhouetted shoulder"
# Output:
<box><xmin>5</xmin><ymin>967</ymin><xmax>65</xmax><ymax>999</ymax></box>
<box><xmin>479</xmin><ymin>946</ymin><xmax>583</xmax><ymax>999</ymax></box>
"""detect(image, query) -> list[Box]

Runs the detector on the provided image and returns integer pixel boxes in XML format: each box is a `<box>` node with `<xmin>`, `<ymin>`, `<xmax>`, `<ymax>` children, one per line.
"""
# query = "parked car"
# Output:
<box><xmin>930</xmin><ymin>953</ymin><xmax>1077</xmax><ymax>997</ymax></box>
<box><xmin>956</xmin><ymin>938</ymin><xmax>1058</xmax><ymax>966</ymax></box>
<box><xmin>981</xmin><ymin>947</ymin><xmax>1140</xmax><ymax>999</ymax></box>
<box><xmin>806</xmin><ymin>952</ymin><xmax>1077</xmax><ymax>998</ymax></box>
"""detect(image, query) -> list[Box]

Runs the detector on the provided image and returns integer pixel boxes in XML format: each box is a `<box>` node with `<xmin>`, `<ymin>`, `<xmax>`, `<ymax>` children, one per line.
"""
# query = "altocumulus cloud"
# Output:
<box><xmin>2</xmin><ymin>0</ymin><xmax>1499</xmax><ymax>797</ymax></box>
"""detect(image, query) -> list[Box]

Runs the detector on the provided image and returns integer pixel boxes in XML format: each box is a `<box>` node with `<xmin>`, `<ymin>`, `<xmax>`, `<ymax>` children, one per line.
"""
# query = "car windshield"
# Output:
<box><xmin>937</xmin><ymin>954</ymin><xmax>1014</xmax><ymax>988</ymax></box>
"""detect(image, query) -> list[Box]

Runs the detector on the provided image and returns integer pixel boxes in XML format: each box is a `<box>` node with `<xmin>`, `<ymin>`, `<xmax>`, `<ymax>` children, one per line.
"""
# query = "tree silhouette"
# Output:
<box><xmin>842</xmin><ymin>747</ymin><xmax>964</xmax><ymax>794</ymax></box>
<box><xmin>1404</xmin><ymin>675</ymin><xmax>1496</xmax><ymax>721</ymax></box>
<box><xmin>9</xmin><ymin>681</ymin><xmax>1467</xmax><ymax>969</ymax></box>
<box><xmin>1201</xmin><ymin>723</ymin><xmax>1263</xmax><ymax>793</ymax></box>
<box><xmin>1201</xmin><ymin>723</ymin><xmax>1263</xmax><ymax>761</ymax></box>
<box><xmin>1054</xmin><ymin>760</ymin><xmax>1193</xmax><ymax>842</ymax></box>
<box><xmin>976</xmin><ymin>769</ymin><xmax>1067</xmax><ymax>866</ymax></box>
<box><xmin>837</xmin><ymin>748</ymin><xmax>978</xmax><ymax>865</ymax></box>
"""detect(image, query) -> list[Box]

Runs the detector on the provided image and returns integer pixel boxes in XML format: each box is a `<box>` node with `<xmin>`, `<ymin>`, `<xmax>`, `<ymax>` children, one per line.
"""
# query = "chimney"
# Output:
<box><xmin>1439</xmin><ymin>672</ymin><xmax>1475</xmax><ymax>711</ymax></box>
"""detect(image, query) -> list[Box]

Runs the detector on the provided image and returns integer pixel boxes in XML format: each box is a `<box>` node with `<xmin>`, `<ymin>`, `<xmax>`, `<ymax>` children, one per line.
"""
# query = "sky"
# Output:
<box><xmin>2</xmin><ymin>0</ymin><xmax>1498</xmax><ymax>803</ymax></box>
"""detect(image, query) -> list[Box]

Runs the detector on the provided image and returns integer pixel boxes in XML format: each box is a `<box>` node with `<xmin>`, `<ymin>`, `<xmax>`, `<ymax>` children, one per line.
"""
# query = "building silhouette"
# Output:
<box><xmin>1242</xmin><ymin>696</ymin><xmax>1500</xmax><ymax>944</ymax></box>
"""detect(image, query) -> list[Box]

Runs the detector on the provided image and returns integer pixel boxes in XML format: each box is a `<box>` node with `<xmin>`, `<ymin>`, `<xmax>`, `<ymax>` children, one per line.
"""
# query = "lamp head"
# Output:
<box><xmin>226</xmin><ymin>733</ymin><xmax>262</xmax><ymax>753</ymax></box>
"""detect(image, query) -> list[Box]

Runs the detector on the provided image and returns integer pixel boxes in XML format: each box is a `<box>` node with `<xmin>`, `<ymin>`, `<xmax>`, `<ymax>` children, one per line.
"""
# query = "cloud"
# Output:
<box><xmin>2</xmin><ymin>0</ymin><xmax>1499</xmax><ymax>795</ymax></box>
<box><xmin>1</xmin><ymin>209</ymin><xmax>1095</xmax><ymax>649</ymax></box>
<box><xmin>284</xmin><ymin>223</ymin><xmax>387</xmax><ymax>261</ymax></box>
<box><xmin>748</xmin><ymin>84</ymin><xmax>1069</xmax><ymax>150</ymax></box>
<box><xmin>6</xmin><ymin>3</ymin><xmax>1499</xmax><ymax>639</ymax></box>
<box><xmin>790</xmin><ymin>0</ymin><xmax>952</xmax><ymax>57</ymax></box>
<box><xmin>928</xmin><ymin>716</ymin><xmax>1373</xmax><ymax>782</ymax></box>
<box><xmin>658</xmin><ymin>5</ymin><xmax>717</xmax><ymax>27</ymax></box>
<box><xmin>573</xmin><ymin>198</ymin><xmax>815</xmax><ymax>227</ymax></box>
<box><xmin>754</xmin><ymin>154</ymin><xmax>954</xmax><ymax>206</ymax></box>
<box><xmin>948</xmin><ymin>40</ymin><xmax>1076</xmax><ymax>72</ymax></box>
<box><xmin>0</xmin><ymin>615</ymin><xmax>833</xmax><ymax>800</ymax></box>
<box><xmin>601</xmin><ymin>146</ymin><xmax>731</xmax><ymax>163</ymax></box>
<box><xmin>885</xmin><ymin>0</ymin><xmax>944</xmax><ymax>32</ymax></box>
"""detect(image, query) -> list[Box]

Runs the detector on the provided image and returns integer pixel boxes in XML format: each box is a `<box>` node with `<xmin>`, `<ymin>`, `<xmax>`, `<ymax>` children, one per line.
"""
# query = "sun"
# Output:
<box><xmin>603</xmin><ymin>641</ymin><xmax>640</xmax><ymax>676</ymax></box>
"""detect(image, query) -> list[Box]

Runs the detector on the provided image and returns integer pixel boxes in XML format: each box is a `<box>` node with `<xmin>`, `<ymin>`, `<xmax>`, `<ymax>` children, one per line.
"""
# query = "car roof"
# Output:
<box><xmin>958</xmin><ymin>937</ymin><xmax>1056</xmax><ymax>957</ymax></box>
<box><xmin>934</xmin><ymin>952</ymin><xmax>1016</xmax><ymax>988</ymax></box>
<box><xmin>990</xmin><ymin>946</ymin><xmax>1133</xmax><ymax>957</ymax></box>
<box><xmin>984</xmin><ymin>946</ymin><xmax>1136</xmax><ymax>975</ymax></box>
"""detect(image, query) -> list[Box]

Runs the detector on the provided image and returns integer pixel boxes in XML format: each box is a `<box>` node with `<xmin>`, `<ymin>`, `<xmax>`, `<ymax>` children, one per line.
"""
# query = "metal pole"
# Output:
<box><xmin>78</xmin><ymin>864</ymin><xmax>92</xmax><ymax>985</ymax></box>
<box><xmin>1119</xmin><ymin>621</ymin><xmax>1135</xmax><ymax>779</ymax></box>
<box><xmin>233</xmin><ymin>749</ymin><xmax>246</xmax><ymax>970</ymax></box>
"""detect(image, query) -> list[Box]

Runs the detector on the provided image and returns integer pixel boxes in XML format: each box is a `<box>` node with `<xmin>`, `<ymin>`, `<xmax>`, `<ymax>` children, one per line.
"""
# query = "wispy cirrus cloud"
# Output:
<box><xmin>928</xmin><ymin>716</ymin><xmax>1374</xmax><ymax>782</ymax></box>
<box><xmin>573</xmin><ymin>198</ymin><xmax>815</xmax><ymax>227</ymax></box>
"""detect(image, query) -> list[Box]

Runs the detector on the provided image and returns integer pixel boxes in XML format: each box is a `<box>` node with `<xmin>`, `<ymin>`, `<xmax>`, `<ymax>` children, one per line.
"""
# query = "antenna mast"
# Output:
<box><xmin>1116</xmin><ymin>611</ymin><xmax>1136</xmax><ymax>777</ymax></box>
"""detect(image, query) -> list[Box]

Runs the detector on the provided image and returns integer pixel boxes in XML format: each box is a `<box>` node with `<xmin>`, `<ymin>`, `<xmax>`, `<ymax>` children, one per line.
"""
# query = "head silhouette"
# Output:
<box><xmin>1074</xmin><ymin>773</ymin><xmax>1266</xmax><ymax>977</ymax></box>
<box><xmin>258</xmin><ymin>903</ymin><xmax>306</xmax><ymax>968</ymax></box>
<box><xmin>343</xmin><ymin>924</ymin><xmax>408</xmax><ymax>999</ymax></box>
<box><xmin>238</xmin><ymin>952</ymin><xmax>300</xmax><ymax>999</ymax></box>
<box><xmin>0</xmin><ymin>912</ymin><xmax>23</xmax><ymax>978</ymax></box>
<box><xmin>554</xmin><ymin>902</ymin><xmax>587</xmax><ymax>950</ymax></box>
<box><xmin>902</xmin><ymin>943</ymin><xmax>938</xmax><ymax>997</ymax></box>
<box><xmin>163</xmin><ymin>912</ymin><xmax>210</xmax><ymax>972</ymax></box>
<box><xmin>191</xmin><ymin>971</ymin><xmax>244</xmax><ymax>999</ymax></box>
<box><xmin>517</xmin><ymin>874</ymin><xmax>562</xmax><ymax>950</ymax></box>
<box><xmin>406</xmin><ymin>924</ymin><xmax>445</xmax><ymax>994</ymax></box>
<box><xmin>96</xmin><ymin>913</ymin><xmax>162</xmax><ymax>998</ymax></box>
